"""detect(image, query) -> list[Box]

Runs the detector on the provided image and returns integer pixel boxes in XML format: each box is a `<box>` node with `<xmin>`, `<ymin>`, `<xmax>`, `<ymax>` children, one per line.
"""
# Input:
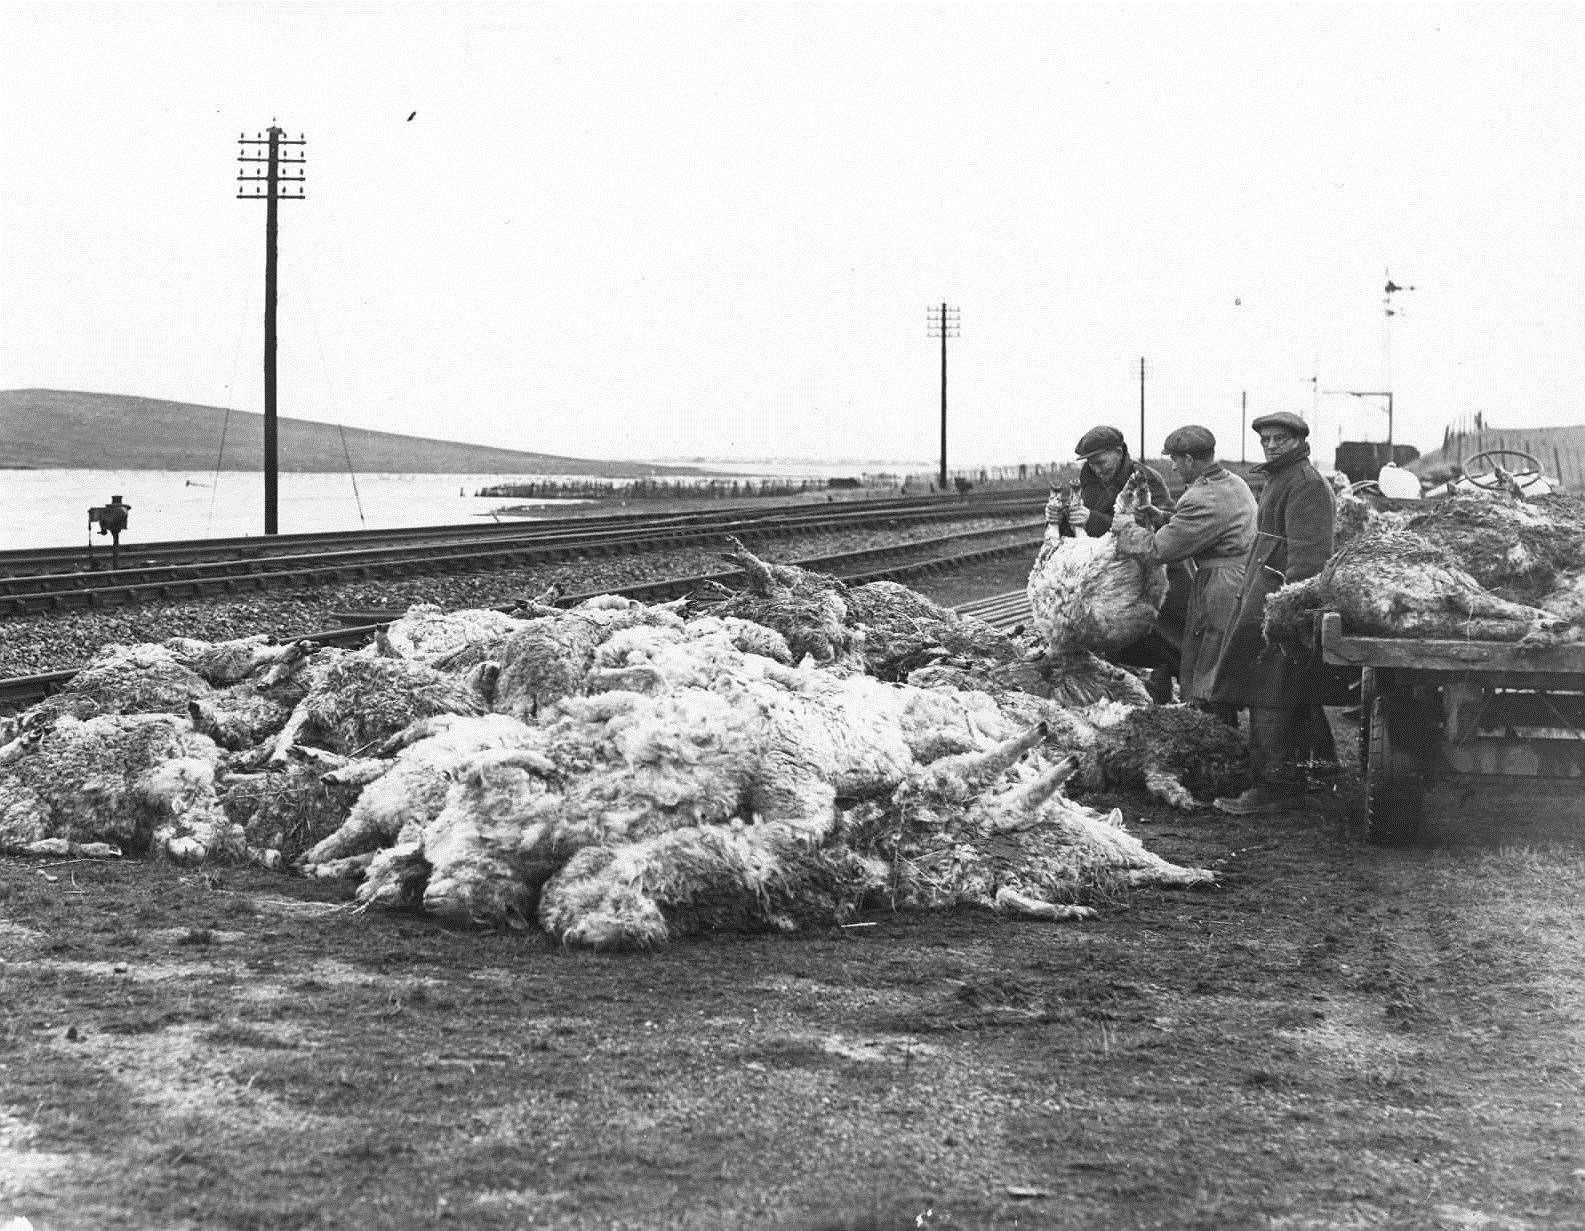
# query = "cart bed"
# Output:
<box><xmin>1317</xmin><ymin>612</ymin><xmax>1585</xmax><ymax>844</ymax></box>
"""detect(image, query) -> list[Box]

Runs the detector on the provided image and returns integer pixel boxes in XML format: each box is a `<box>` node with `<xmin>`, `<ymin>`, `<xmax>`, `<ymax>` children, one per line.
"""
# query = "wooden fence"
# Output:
<box><xmin>1421</xmin><ymin>427</ymin><xmax>1585</xmax><ymax>492</ymax></box>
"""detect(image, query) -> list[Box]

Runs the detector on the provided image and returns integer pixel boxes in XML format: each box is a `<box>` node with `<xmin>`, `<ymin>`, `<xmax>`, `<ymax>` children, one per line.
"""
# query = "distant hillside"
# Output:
<box><xmin>0</xmin><ymin>389</ymin><xmax>697</xmax><ymax>476</ymax></box>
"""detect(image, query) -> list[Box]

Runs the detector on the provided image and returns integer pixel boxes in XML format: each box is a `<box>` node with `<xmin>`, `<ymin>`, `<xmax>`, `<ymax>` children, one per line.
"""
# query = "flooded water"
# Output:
<box><xmin>2</xmin><ymin>462</ymin><xmax>930</xmax><ymax>551</ymax></box>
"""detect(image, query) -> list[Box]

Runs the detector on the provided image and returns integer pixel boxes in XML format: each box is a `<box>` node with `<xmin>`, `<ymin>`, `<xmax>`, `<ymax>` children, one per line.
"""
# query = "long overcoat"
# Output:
<box><xmin>1207</xmin><ymin>445</ymin><xmax>1335</xmax><ymax>707</ymax></box>
<box><xmin>1115</xmin><ymin>464</ymin><xmax>1256</xmax><ymax>700</ymax></box>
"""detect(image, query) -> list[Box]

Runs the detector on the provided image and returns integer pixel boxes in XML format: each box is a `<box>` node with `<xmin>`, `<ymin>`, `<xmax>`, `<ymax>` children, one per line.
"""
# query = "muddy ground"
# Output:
<box><xmin>2</xmin><ymin>552</ymin><xmax>1583</xmax><ymax>1230</ymax></box>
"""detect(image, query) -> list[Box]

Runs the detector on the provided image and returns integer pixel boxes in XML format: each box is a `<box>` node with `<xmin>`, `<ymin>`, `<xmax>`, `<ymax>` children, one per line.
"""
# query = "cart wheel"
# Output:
<box><xmin>1363</xmin><ymin>690</ymin><xmax>1423</xmax><ymax>846</ymax></box>
<box><xmin>1355</xmin><ymin>668</ymin><xmax>1376</xmax><ymax>772</ymax></box>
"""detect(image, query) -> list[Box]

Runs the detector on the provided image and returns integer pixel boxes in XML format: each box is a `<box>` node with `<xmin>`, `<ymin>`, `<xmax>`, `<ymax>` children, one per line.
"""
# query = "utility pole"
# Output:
<box><xmin>1378</xmin><ymin>273</ymin><xmax>1412</xmax><ymax>453</ymax></box>
<box><xmin>1240</xmin><ymin>391</ymin><xmax>1247</xmax><ymax>464</ymax></box>
<box><xmin>926</xmin><ymin>304</ymin><xmax>960</xmax><ymax>490</ymax></box>
<box><xmin>237</xmin><ymin>125</ymin><xmax>307</xmax><ymax>535</ymax></box>
<box><xmin>1325</xmin><ymin>389</ymin><xmax>1394</xmax><ymax>456</ymax></box>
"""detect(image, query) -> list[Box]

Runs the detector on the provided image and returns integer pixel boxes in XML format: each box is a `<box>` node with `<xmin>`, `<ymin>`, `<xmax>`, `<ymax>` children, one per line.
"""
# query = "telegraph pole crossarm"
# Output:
<box><xmin>236</xmin><ymin>126</ymin><xmax>308</xmax><ymax>536</ymax></box>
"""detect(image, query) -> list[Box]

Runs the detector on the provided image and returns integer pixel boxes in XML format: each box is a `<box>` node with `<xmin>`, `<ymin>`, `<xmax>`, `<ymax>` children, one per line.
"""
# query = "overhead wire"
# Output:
<box><xmin>207</xmin><ymin>282</ymin><xmax>254</xmax><ymax>535</ymax></box>
<box><xmin>298</xmin><ymin>241</ymin><xmax>367</xmax><ymax>527</ymax></box>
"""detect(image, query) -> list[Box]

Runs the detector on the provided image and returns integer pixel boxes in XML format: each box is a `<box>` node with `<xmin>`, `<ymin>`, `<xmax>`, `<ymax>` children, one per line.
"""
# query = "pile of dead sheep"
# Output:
<box><xmin>0</xmin><ymin>538</ymin><xmax>1246</xmax><ymax>949</ymax></box>
<box><xmin>1265</xmin><ymin>490</ymin><xmax>1585</xmax><ymax>653</ymax></box>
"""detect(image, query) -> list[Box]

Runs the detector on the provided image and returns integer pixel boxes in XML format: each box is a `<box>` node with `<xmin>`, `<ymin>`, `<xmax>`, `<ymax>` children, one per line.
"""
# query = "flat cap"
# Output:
<box><xmin>1074</xmin><ymin>424</ymin><xmax>1127</xmax><ymax>457</ymax></box>
<box><xmin>1162</xmin><ymin>425</ymin><xmax>1216</xmax><ymax>457</ymax></box>
<box><xmin>1250</xmin><ymin>411</ymin><xmax>1310</xmax><ymax>438</ymax></box>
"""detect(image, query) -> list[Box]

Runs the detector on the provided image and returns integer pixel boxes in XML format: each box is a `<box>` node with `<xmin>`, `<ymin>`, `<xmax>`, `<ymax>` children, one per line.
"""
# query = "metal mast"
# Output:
<box><xmin>237</xmin><ymin>125</ymin><xmax>307</xmax><ymax>535</ymax></box>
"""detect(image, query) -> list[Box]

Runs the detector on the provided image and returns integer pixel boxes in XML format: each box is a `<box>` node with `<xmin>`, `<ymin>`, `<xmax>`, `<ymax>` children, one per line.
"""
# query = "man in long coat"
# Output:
<box><xmin>1208</xmin><ymin>412</ymin><xmax>1337</xmax><ymax>814</ymax></box>
<box><xmin>1114</xmin><ymin>425</ymin><xmax>1256</xmax><ymax>717</ymax></box>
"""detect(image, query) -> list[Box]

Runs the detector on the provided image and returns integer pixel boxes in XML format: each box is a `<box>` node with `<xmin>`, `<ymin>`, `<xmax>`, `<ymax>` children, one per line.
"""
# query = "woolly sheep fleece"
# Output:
<box><xmin>1</xmin><ymin>573</ymin><xmax>1223</xmax><ymax>947</ymax></box>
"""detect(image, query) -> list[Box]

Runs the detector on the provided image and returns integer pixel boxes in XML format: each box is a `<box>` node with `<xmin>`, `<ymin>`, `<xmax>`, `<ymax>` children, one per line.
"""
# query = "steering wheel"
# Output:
<box><xmin>1461</xmin><ymin>448</ymin><xmax>1544</xmax><ymax>491</ymax></box>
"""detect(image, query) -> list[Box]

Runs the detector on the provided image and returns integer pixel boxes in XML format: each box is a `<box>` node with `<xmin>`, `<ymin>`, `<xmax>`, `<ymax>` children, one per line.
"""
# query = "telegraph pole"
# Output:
<box><xmin>237</xmin><ymin>125</ymin><xmax>307</xmax><ymax>535</ymax></box>
<box><xmin>926</xmin><ymin>303</ymin><xmax>960</xmax><ymax>490</ymax></box>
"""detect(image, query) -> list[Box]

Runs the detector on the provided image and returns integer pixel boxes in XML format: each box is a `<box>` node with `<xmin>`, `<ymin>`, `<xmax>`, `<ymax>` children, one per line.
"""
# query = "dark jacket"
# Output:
<box><xmin>1115</xmin><ymin>464</ymin><xmax>1256</xmax><ymax>701</ymax></box>
<box><xmin>1072</xmin><ymin>455</ymin><xmax>1171</xmax><ymax>537</ymax></box>
<box><xmin>1207</xmin><ymin>444</ymin><xmax>1335</xmax><ymax>707</ymax></box>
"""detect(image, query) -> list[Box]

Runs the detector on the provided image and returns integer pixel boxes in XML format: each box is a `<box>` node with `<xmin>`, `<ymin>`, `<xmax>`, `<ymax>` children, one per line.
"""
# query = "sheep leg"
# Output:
<box><xmin>917</xmin><ymin>721</ymin><xmax>1048</xmax><ymax>791</ymax></box>
<box><xmin>266</xmin><ymin>699</ymin><xmax>314</xmax><ymax>766</ymax></box>
<box><xmin>983</xmin><ymin>754</ymin><xmax>1083</xmax><ymax>833</ymax></box>
<box><xmin>1451</xmin><ymin>586</ymin><xmax>1552</xmax><ymax>623</ymax></box>
<box><xmin>993</xmin><ymin>886</ymin><xmax>1097</xmax><ymax>921</ymax></box>
<box><xmin>1142</xmin><ymin>768</ymin><xmax>1197</xmax><ymax>811</ymax></box>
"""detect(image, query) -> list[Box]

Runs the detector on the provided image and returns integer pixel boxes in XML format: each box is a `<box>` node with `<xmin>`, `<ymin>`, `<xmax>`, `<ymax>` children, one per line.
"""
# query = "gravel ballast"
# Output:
<box><xmin>0</xmin><ymin>518</ymin><xmax>1037</xmax><ymax>680</ymax></box>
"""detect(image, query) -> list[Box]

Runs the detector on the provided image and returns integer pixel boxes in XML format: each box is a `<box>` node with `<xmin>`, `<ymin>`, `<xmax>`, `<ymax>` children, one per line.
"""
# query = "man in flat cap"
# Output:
<box><xmin>1208</xmin><ymin>411</ymin><xmax>1337</xmax><ymax>814</ymax></box>
<box><xmin>1047</xmin><ymin>424</ymin><xmax>1171</xmax><ymax>538</ymax></box>
<box><xmin>1045</xmin><ymin>423</ymin><xmax>1178</xmax><ymax>699</ymax></box>
<box><xmin>1114</xmin><ymin>425</ymin><xmax>1255</xmax><ymax>718</ymax></box>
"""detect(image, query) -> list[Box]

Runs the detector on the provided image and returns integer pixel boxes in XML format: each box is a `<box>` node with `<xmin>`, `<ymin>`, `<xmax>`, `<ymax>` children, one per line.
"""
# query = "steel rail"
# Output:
<box><xmin>0</xmin><ymin>539</ymin><xmax>1043</xmax><ymax>713</ymax></box>
<box><xmin>0</xmin><ymin>503</ymin><xmax>1042</xmax><ymax>615</ymax></box>
<box><xmin>0</xmin><ymin>490</ymin><xmax>1042</xmax><ymax>577</ymax></box>
<box><xmin>952</xmin><ymin>589</ymin><xmax>1033</xmax><ymax>632</ymax></box>
<box><xmin>327</xmin><ymin>525</ymin><xmax>1041</xmax><ymax>622</ymax></box>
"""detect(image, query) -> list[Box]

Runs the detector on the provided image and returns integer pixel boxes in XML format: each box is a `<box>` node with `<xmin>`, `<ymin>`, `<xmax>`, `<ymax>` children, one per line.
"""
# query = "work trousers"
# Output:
<box><xmin>1248</xmin><ymin>702</ymin><xmax>1337</xmax><ymax>789</ymax></box>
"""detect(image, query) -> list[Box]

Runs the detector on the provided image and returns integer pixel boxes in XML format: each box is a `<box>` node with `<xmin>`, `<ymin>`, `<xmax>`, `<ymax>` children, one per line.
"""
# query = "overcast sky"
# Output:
<box><xmin>2</xmin><ymin>1</ymin><xmax>1580</xmax><ymax>466</ymax></box>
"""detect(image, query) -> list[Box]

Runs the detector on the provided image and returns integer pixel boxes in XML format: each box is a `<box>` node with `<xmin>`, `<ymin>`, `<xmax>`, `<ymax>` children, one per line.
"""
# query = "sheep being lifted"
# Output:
<box><xmin>1026</xmin><ymin>469</ymin><xmax>1167</xmax><ymax>706</ymax></box>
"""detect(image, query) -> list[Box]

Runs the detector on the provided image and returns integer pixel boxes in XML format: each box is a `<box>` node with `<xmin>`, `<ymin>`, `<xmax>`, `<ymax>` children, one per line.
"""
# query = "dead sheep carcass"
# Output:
<box><xmin>1264</xmin><ymin>526</ymin><xmax>1570</xmax><ymax>652</ymax></box>
<box><xmin>700</xmin><ymin>537</ymin><xmax>863</xmax><ymax>669</ymax></box>
<box><xmin>295</xmin><ymin>712</ymin><xmax>541</xmax><ymax>876</ymax></box>
<box><xmin>0</xmin><ymin>713</ymin><xmax>250</xmax><ymax>863</ymax></box>
<box><xmin>488</xmin><ymin>595</ymin><xmax>690</xmax><ymax>718</ymax></box>
<box><xmin>702</xmin><ymin>540</ymin><xmax>1095</xmax><ymax>707</ymax></box>
<box><xmin>23</xmin><ymin>634</ymin><xmax>318</xmax><ymax>729</ymax></box>
<box><xmin>536</xmin><ymin>722</ymin><xmax>1058</xmax><ymax>947</ymax></box>
<box><xmin>1073</xmin><ymin>700</ymin><xmax>1249</xmax><ymax>809</ymax></box>
<box><xmin>536</xmin><ymin>723</ymin><xmax>1214</xmax><ymax>947</ymax></box>
<box><xmin>1024</xmin><ymin>469</ymin><xmax>1165</xmax><ymax>707</ymax></box>
<box><xmin>845</xmin><ymin>750</ymin><xmax>1215</xmax><ymax>922</ymax></box>
<box><xmin>373</xmin><ymin>603</ymin><xmax>531</xmax><ymax>667</ymax></box>
<box><xmin>838</xmin><ymin>579</ymin><xmax>1027</xmax><ymax>682</ymax></box>
<box><xmin>263</xmin><ymin>645</ymin><xmax>494</xmax><ymax>765</ymax></box>
<box><xmin>1404</xmin><ymin>492</ymin><xmax>1585</xmax><ymax>600</ymax></box>
<box><xmin>1266</xmin><ymin>491</ymin><xmax>1585</xmax><ymax>654</ymax></box>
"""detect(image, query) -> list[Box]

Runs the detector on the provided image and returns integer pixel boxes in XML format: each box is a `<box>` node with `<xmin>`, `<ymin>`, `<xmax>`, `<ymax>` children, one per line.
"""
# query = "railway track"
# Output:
<box><xmin>0</xmin><ymin>491</ymin><xmax>1040</xmax><ymax>574</ymax></box>
<box><xmin>0</xmin><ymin>492</ymin><xmax>1043</xmax><ymax>616</ymax></box>
<box><xmin>0</xmin><ymin>536</ymin><xmax>1038</xmax><ymax>713</ymax></box>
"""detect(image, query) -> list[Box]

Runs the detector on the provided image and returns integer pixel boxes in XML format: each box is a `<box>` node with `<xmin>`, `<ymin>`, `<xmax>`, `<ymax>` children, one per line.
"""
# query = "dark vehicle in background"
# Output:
<box><xmin>1333</xmin><ymin>440</ymin><xmax>1421</xmax><ymax>486</ymax></box>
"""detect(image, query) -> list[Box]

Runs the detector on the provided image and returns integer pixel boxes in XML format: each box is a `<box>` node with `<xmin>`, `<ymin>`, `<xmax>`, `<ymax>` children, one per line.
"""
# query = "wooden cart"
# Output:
<box><xmin>1320</xmin><ymin>611</ymin><xmax>1585</xmax><ymax>844</ymax></box>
